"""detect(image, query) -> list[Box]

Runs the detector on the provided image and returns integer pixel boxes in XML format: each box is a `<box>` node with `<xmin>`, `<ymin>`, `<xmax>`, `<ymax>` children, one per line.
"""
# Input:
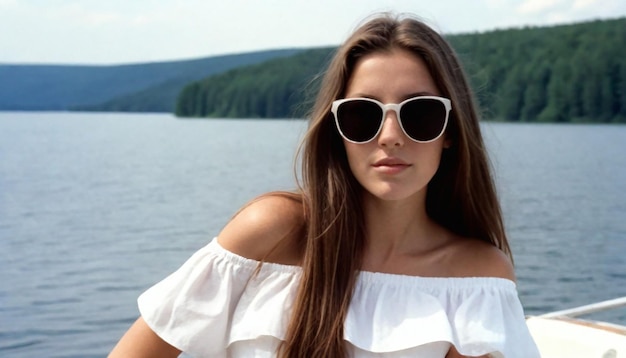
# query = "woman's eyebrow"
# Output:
<box><xmin>402</xmin><ymin>91</ymin><xmax>438</xmax><ymax>100</ymax></box>
<box><xmin>343</xmin><ymin>91</ymin><xmax>439</xmax><ymax>102</ymax></box>
<box><xmin>344</xmin><ymin>93</ymin><xmax>376</xmax><ymax>99</ymax></box>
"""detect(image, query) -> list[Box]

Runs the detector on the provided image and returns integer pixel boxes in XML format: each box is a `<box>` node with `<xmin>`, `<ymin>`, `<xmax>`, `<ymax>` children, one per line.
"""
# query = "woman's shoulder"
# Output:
<box><xmin>217</xmin><ymin>191</ymin><xmax>305</xmax><ymax>266</ymax></box>
<box><xmin>443</xmin><ymin>236</ymin><xmax>516</xmax><ymax>282</ymax></box>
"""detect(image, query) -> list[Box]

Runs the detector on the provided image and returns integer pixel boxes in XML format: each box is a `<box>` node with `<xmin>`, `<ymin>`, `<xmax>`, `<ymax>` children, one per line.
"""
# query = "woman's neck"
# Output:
<box><xmin>360</xmin><ymin>191</ymin><xmax>453</xmax><ymax>272</ymax></box>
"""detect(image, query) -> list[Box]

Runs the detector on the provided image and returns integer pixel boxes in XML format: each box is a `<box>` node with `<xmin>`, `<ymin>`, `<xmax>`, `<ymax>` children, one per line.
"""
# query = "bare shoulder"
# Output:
<box><xmin>217</xmin><ymin>192</ymin><xmax>305</xmax><ymax>265</ymax></box>
<box><xmin>447</xmin><ymin>237</ymin><xmax>516</xmax><ymax>281</ymax></box>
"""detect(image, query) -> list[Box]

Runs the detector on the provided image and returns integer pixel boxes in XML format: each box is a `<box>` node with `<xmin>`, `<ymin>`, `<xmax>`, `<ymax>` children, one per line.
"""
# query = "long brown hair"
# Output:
<box><xmin>279</xmin><ymin>13</ymin><xmax>510</xmax><ymax>357</ymax></box>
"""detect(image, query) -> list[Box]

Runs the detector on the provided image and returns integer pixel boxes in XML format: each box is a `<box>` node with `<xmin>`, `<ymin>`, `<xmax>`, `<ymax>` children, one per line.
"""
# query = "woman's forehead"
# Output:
<box><xmin>345</xmin><ymin>49</ymin><xmax>440</xmax><ymax>100</ymax></box>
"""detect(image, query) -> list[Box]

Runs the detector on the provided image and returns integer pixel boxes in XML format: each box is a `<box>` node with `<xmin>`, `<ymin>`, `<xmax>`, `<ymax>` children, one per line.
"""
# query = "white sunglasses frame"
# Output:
<box><xmin>331</xmin><ymin>96</ymin><xmax>452</xmax><ymax>144</ymax></box>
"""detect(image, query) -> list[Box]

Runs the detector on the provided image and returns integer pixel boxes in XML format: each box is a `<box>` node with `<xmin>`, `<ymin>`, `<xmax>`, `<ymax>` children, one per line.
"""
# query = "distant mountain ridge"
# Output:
<box><xmin>175</xmin><ymin>48</ymin><xmax>335</xmax><ymax>119</ymax></box>
<box><xmin>0</xmin><ymin>49</ymin><xmax>303</xmax><ymax>111</ymax></box>
<box><xmin>3</xmin><ymin>17</ymin><xmax>625</xmax><ymax>123</ymax></box>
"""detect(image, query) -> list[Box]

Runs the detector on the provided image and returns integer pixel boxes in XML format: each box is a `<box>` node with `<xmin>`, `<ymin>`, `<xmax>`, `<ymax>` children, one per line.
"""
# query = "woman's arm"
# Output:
<box><xmin>108</xmin><ymin>317</ymin><xmax>181</xmax><ymax>358</ymax></box>
<box><xmin>446</xmin><ymin>346</ymin><xmax>490</xmax><ymax>358</ymax></box>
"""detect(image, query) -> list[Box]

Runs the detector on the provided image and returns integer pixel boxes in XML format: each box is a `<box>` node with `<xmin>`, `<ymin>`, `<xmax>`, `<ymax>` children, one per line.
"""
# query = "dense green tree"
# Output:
<box><xmin>618</xmin><ymin>63</ymin><xmax>626</xmax><ymax>121</ymax></box>
<box><xmin>176</xmin><ymin>18</ymin><xmax>626</xmax><ymax>123</ymax></box>
<box><xmin>539</xmin><ymin>59</ymin><xmax>569</xmax><ymax>122</ymax></box>
<box><xmin>521</xmin><ymin>63</ymin><xmax>550</xmax><ymax>121</ymax></box>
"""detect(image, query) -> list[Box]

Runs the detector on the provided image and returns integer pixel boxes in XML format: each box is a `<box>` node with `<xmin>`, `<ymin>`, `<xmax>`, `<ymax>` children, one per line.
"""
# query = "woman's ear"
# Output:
<box><xmin>443</xmin><ymin>137</ymin><xmax>453</xmax><ymax>149</ymax></box>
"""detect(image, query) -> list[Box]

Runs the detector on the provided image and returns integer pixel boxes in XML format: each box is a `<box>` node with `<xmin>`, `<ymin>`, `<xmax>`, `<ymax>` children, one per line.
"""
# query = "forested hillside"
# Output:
<box><xmin>448</xmin><ymin>18</ymin><xmax>626</xmax><ymax>122</ymax></box>
<box><xmin>0</xmin><ymin>49</ymin><xmax>301</xmax><ymax>111</ymax></box>
<box><xmin>176</xmin><ymin>48</ymin><xmax>334</xmax><ymax>118</ymax></box>
<box><xmin>176</xmin><ymin>17</ymin><xmax>626</xmax><ymax>122</ymax></box>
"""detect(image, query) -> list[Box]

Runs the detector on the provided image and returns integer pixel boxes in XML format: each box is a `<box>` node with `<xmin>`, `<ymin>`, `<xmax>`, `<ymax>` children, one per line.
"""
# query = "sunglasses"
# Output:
<box><xmin>331</xmin><ymin>96</ymin><xmax>452</xmax><ymax>144</ymax></box>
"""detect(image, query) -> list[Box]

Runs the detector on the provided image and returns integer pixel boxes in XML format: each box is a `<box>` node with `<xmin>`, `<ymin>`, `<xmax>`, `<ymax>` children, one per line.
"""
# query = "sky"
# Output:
<box><xmin>1</xmin><ymin>0</ymin><xmax>625</xmax><ymax>65</ymax></box>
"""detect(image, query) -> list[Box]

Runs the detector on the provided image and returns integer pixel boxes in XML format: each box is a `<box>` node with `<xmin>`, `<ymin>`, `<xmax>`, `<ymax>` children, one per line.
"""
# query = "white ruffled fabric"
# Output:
<box><xmin>138</xmin><ymin>239</ymin><xmax>540</xmax><ymax>358</ymax></box>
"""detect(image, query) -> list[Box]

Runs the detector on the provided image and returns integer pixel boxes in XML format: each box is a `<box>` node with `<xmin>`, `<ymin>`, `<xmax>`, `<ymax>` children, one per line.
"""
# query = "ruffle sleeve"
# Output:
<box><xmin>449</xmin><ymin>279</ymin><xmax>539</xmax><ymax>358</ymax></box>
<box><xmin>345</xmin><ymin>272</ymin><xmax>540</xmax><ymax>358</ymax></box>
<box><xmin>137</xmin><ymin>239</ymin><xmax>301</xmax><ymax>357</ymax></box>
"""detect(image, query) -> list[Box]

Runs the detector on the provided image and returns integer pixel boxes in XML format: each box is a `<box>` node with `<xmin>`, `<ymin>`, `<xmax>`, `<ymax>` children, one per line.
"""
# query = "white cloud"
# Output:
<box><xmin>517</xmin><ymin>0</ymin><xmax>565</xmax><ymax>14</ymax></box>
<box><xmin>0</xmin><ymin>0</ymin><xmax>625</xmax><ymax>64</ymax></box>
<box><xmin>573</xmin><ymin>0</ymin><xmax>597</xmax><ymax>9</ymax></box>
<box><xmin>60</xmin><ymin>5</ymin><xmax>123</xmax><ymax>27</ymax></box>
<box><xmin>483</xmin><ymin>0</ymin><xmax>508</xmax><ymax>9</ymax></box>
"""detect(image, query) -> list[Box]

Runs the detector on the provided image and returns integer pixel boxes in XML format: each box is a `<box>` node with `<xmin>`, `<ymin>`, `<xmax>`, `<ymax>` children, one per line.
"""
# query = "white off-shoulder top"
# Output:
<box><xmin>138</xmin><ymin>239</ymin><xmax>540</xmax><ymax>358</ymax></box>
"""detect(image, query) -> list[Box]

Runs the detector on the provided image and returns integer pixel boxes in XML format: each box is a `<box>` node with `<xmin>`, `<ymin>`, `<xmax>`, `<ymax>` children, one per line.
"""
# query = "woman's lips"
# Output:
<box><xmin>372</xmin><ymin>157</ymin><xmax>411</xmax><ymax>174</ymax></box>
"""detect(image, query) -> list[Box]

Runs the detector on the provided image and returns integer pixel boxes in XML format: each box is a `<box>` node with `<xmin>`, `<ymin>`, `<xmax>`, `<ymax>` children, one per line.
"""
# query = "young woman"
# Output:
<box><xmin>109</xmin><ymin>14</ymin><xmax>540</xmax><ymax>358</ymax></box>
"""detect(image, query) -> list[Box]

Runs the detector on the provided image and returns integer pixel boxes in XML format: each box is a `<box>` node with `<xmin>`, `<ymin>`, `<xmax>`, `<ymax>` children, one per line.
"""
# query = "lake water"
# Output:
<box><xmin>1</xmin><ymin>112</ymin><xmax>625</xmax><ymax>357</ymax></box>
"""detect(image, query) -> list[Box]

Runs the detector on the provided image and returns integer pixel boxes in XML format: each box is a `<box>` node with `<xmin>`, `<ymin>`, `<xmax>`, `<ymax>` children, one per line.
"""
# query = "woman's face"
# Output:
<box><xmin>342</xmin><ymin>48</ymin><xmax>450</xmax><ymax>204</ymax></box>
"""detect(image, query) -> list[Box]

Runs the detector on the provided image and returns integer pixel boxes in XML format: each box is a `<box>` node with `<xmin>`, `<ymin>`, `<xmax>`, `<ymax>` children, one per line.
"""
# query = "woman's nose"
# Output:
<box><xmin>377</xmin><ymin>110</ymin><xmax>405</xmax><ymax>147</ymax></box>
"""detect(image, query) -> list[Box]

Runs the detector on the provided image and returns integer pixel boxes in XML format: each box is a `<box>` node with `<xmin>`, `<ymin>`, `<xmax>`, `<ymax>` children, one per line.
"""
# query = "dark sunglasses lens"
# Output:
<box><xmin>337</xmin><ymin>100</ymin><xmax>382</xmax><ymax>142</ymax></box>
<box><xmin>399</xmin><ymin>98</ymin><xmax>447</xmax><ymax>141</ymax></box>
